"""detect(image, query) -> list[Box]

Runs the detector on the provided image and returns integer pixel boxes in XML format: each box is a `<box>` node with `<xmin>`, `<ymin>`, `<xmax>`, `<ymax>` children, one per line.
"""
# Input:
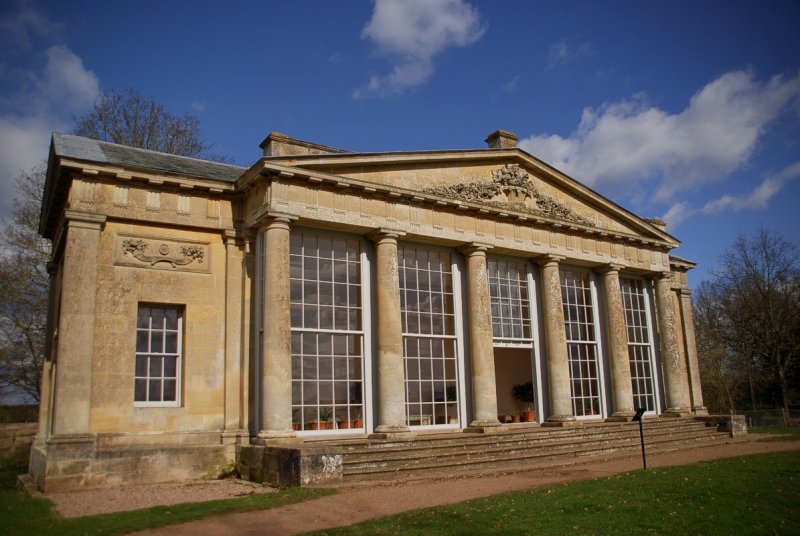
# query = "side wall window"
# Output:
<box><xmin>135</xmin><ymin>305</ymin><xmax>182</xmax><ymax>406</ymax></box>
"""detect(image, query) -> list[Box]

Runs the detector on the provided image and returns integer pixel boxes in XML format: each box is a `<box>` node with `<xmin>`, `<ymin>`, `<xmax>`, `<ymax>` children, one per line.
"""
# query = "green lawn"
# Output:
<box><xmin>312</xmin><ymin>451</ymin><xmax>800</xmax><ymax>536</ymax></box>
<box><xmin>3</xmin><ymin>446</ymin><xmax>799</xmax><ymax>535</ymax></box>
<box><xmin>0</xmin><ymin>452</ymin><xmax>334</xmax><ymax>536</ymax></box>
<box><xmin>750</xmin><ymin>426</ymin><xmax>800</xmax><ymax>438</ymax></box>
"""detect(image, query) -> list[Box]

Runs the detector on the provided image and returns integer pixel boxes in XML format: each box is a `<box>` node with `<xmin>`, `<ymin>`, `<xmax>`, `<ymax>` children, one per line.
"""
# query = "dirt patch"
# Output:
<box><xmin>49</xmin><ymin>479</ymin><xmax>274</xmax><ymax>518</ymax></box>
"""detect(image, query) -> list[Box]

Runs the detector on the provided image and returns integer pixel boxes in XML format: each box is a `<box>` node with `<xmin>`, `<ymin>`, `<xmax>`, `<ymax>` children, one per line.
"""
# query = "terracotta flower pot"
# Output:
<box><xmin>512</xmin><ymin>414</ymin><xmax>521</xmax><ymax>423</ymax></box>
<box><xmin>352</xmin><ymin>418</ymin><xmax>364</xmax><ymax>428</ymax></box>
<box><xmin>292</xmin><ymin>422</ymin><xmax>301</xmax><ymax>431</ymax></box>
<box><xmin>521</xmin><ymin>411</ymin><xmax>535</xmax><ymax>422</ymax></box>
<box><xmin>338</xmin><ymin>420</ymin><xmax>351</xmax><ymax>429</ymax></box>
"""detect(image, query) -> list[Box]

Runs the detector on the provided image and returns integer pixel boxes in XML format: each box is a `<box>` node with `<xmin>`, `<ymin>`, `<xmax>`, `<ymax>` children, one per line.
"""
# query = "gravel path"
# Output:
<box><xmin>47</xmin><ymin>435</ymin><xmax>800</xmax><ymax>534</ymax></box>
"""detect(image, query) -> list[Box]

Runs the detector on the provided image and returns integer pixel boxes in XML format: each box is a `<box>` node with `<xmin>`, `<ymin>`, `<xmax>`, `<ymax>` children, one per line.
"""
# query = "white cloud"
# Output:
<box><xmin>502</xmin><ymin>75</ymin><xmax>520</xmax><ymax>93</ymax></box>
<box><xmin>0</xmin><ymin>4</ymin><xmax>99</xmax><ymax>218</ymax></box>
<box><xmin>519</xmin><ymin>70</ymin><xmax>800</xmax><ymax>202</ymax></box>
<box><xmin>355</xmin><ymin>0</ymin><xmax>486</xmax><ymax>98</ymax></box>
<box><xmin>547</xmin><ymin>39</ymin><xmax>593</xmax><ymax>69</ymax></box>
<box><xmin>662</xmin><ymin>162</ymin><xmax>800</xmax><ymax>228</ymax></box>
<box><xmin>0</xmin><ymin>0</ymin><xmax>61</xmax><ymax>51</ymax></box>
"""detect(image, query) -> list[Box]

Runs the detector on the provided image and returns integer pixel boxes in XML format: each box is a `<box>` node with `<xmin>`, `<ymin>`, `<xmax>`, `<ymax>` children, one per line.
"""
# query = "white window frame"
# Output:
<box><xmin>399</xmin><ymin>243</ymin><xmax>464</xmax><ymax>430</ymax></box>
<box><xmin>560</xmin><ymin>267</ymin><xmax>607</xmax><ymax>419</ymax></box>
<box><xmin>621</xmin><ymin>276</ymin><xmax>661</xmax><ymax>415</ymax></box>
<box><xmin>487</xmin><ymin>256</ymin><xmax>534</xmax><ymax>348</ymax></box>
<box><xmin>134</xmin><ymin>304</ymin><xmax>183</xmax><ymax>408</ymax></box>
<box><xmin>289</xmin><ymin>229</ymin><xmax>367</xmax><ymax>435</ymax></box>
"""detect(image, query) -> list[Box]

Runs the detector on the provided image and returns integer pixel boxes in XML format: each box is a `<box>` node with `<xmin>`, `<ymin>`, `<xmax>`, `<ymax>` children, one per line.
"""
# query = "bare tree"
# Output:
<box><xmin>1</xmin><ymin>90</ymin><xmax>231</xmax><ymax>404</ymax></box>
<box><xmin>74</xmin><ymin>88</ymin><xmax>231</xmax><ymax>162</ymax></box>
<box><xmin>696</xmin><ymin>229</ymin><xmax>800</xmax><ymax>414</ymax></box>
<box><xmin>0</xmin><ymin>166</ymin><xmax>49</xmax><ymax>402</ymax></box>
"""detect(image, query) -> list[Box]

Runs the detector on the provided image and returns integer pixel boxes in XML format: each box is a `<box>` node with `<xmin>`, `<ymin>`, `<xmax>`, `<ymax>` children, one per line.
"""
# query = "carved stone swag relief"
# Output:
<box><xmin>423</xmin><ymin>164</ymin><xmax>592</xmax><ymax>226</ymax></box>
<box><xmin>115</xmin><ymin>235</ymin><xmax>210</xmax><ymax>272</ymax></box>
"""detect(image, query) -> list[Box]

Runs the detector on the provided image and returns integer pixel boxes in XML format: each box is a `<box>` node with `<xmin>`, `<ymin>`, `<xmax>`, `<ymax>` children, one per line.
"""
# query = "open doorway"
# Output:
<box><xmin>494</xmin><ymin>347</ymin><xmax>536</xmax><ymax>423</ymax></box>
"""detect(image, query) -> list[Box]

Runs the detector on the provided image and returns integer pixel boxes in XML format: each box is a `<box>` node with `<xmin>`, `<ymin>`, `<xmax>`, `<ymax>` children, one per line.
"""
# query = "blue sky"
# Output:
<box><xmin>1</xmin><ymin>0</ymin><xmax>799</xmax><ymax>288</ymax></box>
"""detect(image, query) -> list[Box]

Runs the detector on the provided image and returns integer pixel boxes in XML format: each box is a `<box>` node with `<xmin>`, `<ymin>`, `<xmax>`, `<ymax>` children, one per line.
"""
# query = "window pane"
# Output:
<box><xmin>134</xmin><ymin>379</ymin><xmax>147</xmax><ymax>401</ymax></box>
<box><xmin>163</xmin><ymin>380</ymin><xmax>176</xmax><ymax>401</ymax></box>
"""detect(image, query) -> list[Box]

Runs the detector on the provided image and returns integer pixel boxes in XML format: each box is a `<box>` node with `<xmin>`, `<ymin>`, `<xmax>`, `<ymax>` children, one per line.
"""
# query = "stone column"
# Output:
<box><xmin>537</xmin><ymin>255</ymin><xmax>576</xmax><ymax>425</ymax></box>
<box><xmin>679</xmin><ymin>288</ymin><xmax>708</xmax><ymax>415</ymax></box>
<box><xmin>257</xmin><ymin>213</ymin><xmax>298</xmax><ymax>441</ymax></box>
<box><xmin>461</xmin><ymin>244</ymin><xmax>502</xmax><ymax>431</ymax></box>
<box><xmin>51</xmin><ymin>210</ymin><xmax>106</xmax><ymax>437</ymax></box>
<box><xmin>597</xmin><ymin>265</ymin><xmax>635</xmax><ymax>421</ymax></box>
<box><xmin>35</xmin><ymin>262</ymin><xmax>60</xmax><ymax>443</ymax></box>
<box><xmin>223</xmin><ymin>230</ymin><xmax>246</xmax><ymax>441</ymax></box>
<box><xmin>654</xmin><ymin>273</ymin><xmax>692</xmax><ymax>416</ymax></box>
<box><xmin>370</xmin><ymin>229</ymin><xmax>411</xmax><ymax>437</ymax></box>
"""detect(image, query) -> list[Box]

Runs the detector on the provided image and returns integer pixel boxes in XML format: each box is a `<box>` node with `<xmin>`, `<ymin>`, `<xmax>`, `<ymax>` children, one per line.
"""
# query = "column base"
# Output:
<box><xmin>254</xmin><ymin>429</ymin><xmax>301</xmax><ymax>446</ymax></box>
<box><xmin>605</xmin><ymin>411</ymin><xmax>636</xmax><ymax>422</ymax></box>
<box><xmin>464</xmin><ymin>420</ymin><xmax>506</xmax><ymax>435</ymax></box>
<box><xmin>221</xmin><ymin>430</ymin><xmax>250</xmax><ymax>446</ymax></box>
<box><xmin>661</xmin><ymin>407</ymin><xmax>693</xmax><ymax>418</ymax></box>
<box><xmin>542</xmin><ymin>415</ymin><xmax>580</xmax><ymax>427</ymax></box>
<box><xmin>369</xmin><ymin>431</ymin><xmax>417</xmax><ymax>441</ymax></box>
<box><xmin>692</xmin><ymin>406</ymin><xmax>709</xmax><ymax>416</ymax></box>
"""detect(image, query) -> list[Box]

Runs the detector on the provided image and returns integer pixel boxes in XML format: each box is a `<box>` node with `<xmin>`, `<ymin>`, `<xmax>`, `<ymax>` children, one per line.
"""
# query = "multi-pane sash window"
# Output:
<box><xmin>488</xmin><ymin>258</ymin><xmax>532</xmax><ymax>345</ymax></box>
<box><xmin>135</xmin><ymin>305</ymin><xmax>182</xmax><ymax>406</ymax></box>
<box><xmin>621</xmin><ymin>277</ymin><xmax>657</xmax><ymax>412</ymax></box>
<box><xmin>290</xmin><ymin>232</ymin><xmax>364</xmax><ymax>431</ymax></box>
<box><xmin>560</xmin><ymin>269</ymin><xmax>601</xmax><ymax>417</ymax></box>
<box><xmin>399</xmin><ymin>246</ymin><xmax>459</xmax><ymax>427</ymax></box>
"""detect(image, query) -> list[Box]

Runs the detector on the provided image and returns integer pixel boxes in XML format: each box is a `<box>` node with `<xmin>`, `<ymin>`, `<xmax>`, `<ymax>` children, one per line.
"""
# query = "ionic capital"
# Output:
<box><xmin>595</xmin><ymin>263</ymin><xmax>625</xmax><ymax>276</ymax></box>
<box><xmin>260</xmin><ymin>211</ymin><xmax>298</xmax><ymax>231</ymax></box>
<box><xmin>368</xmin><ymin>228</ymin><xmax>406</xmax><ymax>245</ymax></box>
<box><xmin>459</xmin><ymin>242</ymin><xmax>493</xmax><ymax>257</ymax></box>
<box><xmin>534</xmin><ymin>253</ymin><xmax>565</xmax><ymax>269</ymax></box>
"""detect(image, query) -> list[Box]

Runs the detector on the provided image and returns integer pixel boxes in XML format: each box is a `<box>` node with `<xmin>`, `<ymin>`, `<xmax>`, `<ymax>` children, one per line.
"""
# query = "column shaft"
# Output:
<box><xmin>51</xmin><ymin>211</ymin><xmax>105</xmax><ymax>436</ymax></box>
<box><xmin>371</xmin><ymin>230</ymin><xmax>410</xmax><ymax>434</ymax></box>
<box><xmin>258</xmin><ymin>215</ymin><xmax>296</xmax><ymax>440</ymax></box>
<box><xmin>599</xmin><ymin>266</ymin><xmax>635</xmax><ymax>420</ymax></box>
<box><xmin>537</xmin><ymin>256</ymin><xmax>575</xmax><ymax>424</ymax></box>
<box><xmin>462</xmin><ymin>245</ymin><xmax>501</xmax><ymax>428</ymax></box>
<box><xmin>655</xmin><ymin>274</ymin><xmax>692</xmax><ymax>415</ymax></box>
<box><xmin>679</xmin><ymin>289</ymin><xmax>707</xmax><ymax>415</ymax></box>
<box><xmin>223</xmin><ymin>231</ymin><xmax>244</xmax><ymax>434</ymax></box>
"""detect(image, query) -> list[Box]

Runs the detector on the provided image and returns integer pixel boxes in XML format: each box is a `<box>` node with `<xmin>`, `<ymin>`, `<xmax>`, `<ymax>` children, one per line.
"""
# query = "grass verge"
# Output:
<box><xmin>0</xmin><ymin>452</ymin><xmax>334</xmax><ymax>536</ymax></box>
<box><xmin>750</xmin><ymin>425</ymin><xmax>800</xmax><ymax>438</ymax></box>
<box><xmin>312</xmin><ymin>451</ymin><xmax>800</xmax><ymax>535</ymax></box>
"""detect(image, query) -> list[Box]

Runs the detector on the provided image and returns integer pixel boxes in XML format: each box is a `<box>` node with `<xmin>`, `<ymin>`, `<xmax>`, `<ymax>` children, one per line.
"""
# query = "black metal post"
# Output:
<box><xmin>632</xmin><ymin>408</ymin><xmax>647</xmax><ymax>470</ymax></box>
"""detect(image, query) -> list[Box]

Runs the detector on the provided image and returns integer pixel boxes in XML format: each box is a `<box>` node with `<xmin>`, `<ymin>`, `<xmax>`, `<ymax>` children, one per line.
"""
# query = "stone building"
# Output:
<box><xmin>30</xmin><ymin>129</ymin><xmax>705</xmax><ymax>491</ymax></box>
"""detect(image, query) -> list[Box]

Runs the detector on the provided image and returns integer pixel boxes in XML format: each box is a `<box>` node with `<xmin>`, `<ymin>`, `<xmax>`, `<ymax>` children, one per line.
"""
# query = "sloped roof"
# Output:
<box><xmin>51</xmin><ymin>133</ymin><xmax>244</xmax><ymax>182</ymax></box>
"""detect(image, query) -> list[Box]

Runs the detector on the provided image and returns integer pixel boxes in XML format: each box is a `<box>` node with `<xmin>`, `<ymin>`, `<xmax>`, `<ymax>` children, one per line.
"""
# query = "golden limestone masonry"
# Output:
<box><xmin>30</xmin><ymin>129</ymin><xmax>707</xmax><ymax>491</ymax></box>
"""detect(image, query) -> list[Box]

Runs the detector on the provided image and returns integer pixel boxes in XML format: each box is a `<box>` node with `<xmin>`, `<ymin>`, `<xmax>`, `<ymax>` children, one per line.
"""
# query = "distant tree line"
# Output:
<box><xmin>694</xmin><ymin>229</ymin><xmax>800</xmax><ymax>414</ymax></box>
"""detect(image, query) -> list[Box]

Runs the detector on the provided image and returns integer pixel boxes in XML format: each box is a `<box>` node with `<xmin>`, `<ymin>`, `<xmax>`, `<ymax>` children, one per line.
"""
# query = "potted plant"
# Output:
<box><xmin>291</xmin><ymin>409</ymin><xmax>301</xmax><ymax>431</ymax></box>
<box><xmin>512</xmin><ymin>381</ymin><xmax>536</xmax><ymax>422</ymax></box>
<box><xmin>319</xmin><ymin>407</ymin><xmax>333</xmax><ymax>430</ymax></box>
<box><xmin>352</xmin><ymin>411</ymin><xmax>363</xmax><ymax>429</ymax></box>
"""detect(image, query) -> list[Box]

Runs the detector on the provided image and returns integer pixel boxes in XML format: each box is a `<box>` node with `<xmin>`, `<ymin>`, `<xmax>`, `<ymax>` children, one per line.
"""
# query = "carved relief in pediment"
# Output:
<box><xmin>423</xmin><ymin>164</ymin><xmax>591</xmax><ymax>226</ymax></box>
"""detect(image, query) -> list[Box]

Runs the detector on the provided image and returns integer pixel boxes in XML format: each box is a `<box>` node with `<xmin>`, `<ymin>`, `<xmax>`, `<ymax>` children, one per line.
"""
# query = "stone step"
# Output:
<box><xmin>337</xmin><ymin>419</ymin><xmax>729</xmax><ymax>483</ymax></box>
<box><xmin>339</xmin><ymin>418</ymin><xmax>706</xmax><ymax>450</ymax></box>
<box><xmin>340</xmin><ymin>434</ymin><xmax>732</xmax><ymax>485</ymax></box>
<box><xmin>337</xmin><ymin>419</ymin><xmax>712</xmax><ymax>460</ymax></box>
<box><xmin>341</xmin><ymin>427</ymin><xmax>717</xmax><ymax>468</ymax></box>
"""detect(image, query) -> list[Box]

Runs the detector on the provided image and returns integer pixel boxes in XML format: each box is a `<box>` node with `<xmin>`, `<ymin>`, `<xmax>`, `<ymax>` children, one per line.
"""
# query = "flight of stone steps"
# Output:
<box><xmin>322</xmin><ymin>418</ymin><xmax>732</xmax><ymax>484</ymax></box>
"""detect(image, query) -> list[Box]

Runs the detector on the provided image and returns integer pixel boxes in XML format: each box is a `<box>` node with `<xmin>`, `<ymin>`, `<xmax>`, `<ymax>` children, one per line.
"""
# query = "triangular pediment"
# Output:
<box><xmin>265</xmin><ymin>150</ymin><xmax>677</xmax><ymax>246</ymax></box>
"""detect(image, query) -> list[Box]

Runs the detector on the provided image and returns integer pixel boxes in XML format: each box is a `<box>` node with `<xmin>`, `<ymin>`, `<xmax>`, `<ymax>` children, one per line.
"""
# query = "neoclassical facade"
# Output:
<box><xmin>31</xmin><ymin>129</ymin><xmax>705</xmax><ymax>491</ymax></box>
